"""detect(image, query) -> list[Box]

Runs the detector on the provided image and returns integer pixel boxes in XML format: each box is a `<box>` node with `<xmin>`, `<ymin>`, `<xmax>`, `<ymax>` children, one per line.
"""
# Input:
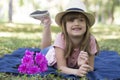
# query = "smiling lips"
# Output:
<box><xmin>72</xmin><ymin>27</ymin><xmax>82</xmax><ymax>31</ymax></box>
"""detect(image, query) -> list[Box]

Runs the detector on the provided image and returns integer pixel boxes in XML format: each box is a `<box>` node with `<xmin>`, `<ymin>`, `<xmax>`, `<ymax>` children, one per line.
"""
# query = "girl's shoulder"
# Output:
<box><xmin>89</xmin><ymin>35</ymin><xmax>98</xmax><ymax>55</ymax></box>
<box><xmin>53</xmin><ymin>32</ymin><xmax>65</xmax><ymax>49</ymax></box>
<box><xmin>90</xmin><ymin>35</ymin><xmax>96</xmax><ymax>40</ymax></box>
<box><xmin>56</xmin><ymin>32</ymin><xmax>64</xmax><ymax>39</ymax></box>
<box><xmin>89</xmin><ymin>34</ymin><xmax>97</xmax><ymax>46</ymax></box>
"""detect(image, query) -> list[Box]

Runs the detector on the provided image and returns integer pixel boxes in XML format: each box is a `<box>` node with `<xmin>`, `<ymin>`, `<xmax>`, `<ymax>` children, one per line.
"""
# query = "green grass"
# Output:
<box><xmin>0</xmin><ymin>23</ymin><xmax>120</xmax><ymax>80</ymax></box>
<box><xmin>91</xmin><ymin>24</ymin><xmax>120</xmax><ymax>52</ymax></box>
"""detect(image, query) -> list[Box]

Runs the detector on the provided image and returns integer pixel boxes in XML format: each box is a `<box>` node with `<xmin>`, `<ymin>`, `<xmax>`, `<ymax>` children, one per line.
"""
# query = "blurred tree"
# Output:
<box><xmin>8</xmin><ymin>0</ymin><xmax>12</xmax><ymax>23</ymax></box>
<box><xmin>19</xmin><ymin>0</ymin><xmax>24</xmax><ymax>6</ymax></box>
<box><xmin>83</xmin><ymin>0</ymin><xmax>120</xmax><ymax>24</ymax></box>
<box><xmin>8</xmin><ymin>0</ymin><xmax>41</xmax><ymax>23</ymax></box>
<box><xmin>18</xmin><ymin>0</ymin><xmax>40</xmax><ymax>9</ymax></box>
<box><xmin>105</xmin><ymin>0</ymin><xmax>120</xmax><ymax>24</ymax></box>
<box><xmin>6</xmin><ymin>0</ymin><xmax>120</xmax><ymax>24</ymax></box>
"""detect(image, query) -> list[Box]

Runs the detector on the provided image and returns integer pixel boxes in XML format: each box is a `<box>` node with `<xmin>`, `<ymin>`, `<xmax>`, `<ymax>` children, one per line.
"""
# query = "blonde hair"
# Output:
<box><xmin>61</xmin><ymin>12</ymin><xmax>99</xmax><ymax>58</ymax></box>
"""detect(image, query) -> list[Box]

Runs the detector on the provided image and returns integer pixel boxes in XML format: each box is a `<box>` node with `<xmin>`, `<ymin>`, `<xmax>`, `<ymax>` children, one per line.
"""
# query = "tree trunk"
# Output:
<box><xmin>110</xmin><ymin>3</ymin><xmax>115</xmax><ymax>24</ymax></box>
<box><xmin>8</xmin><ymin>0</ymin><xmax>13</xmax><ymax>23</ymax></box>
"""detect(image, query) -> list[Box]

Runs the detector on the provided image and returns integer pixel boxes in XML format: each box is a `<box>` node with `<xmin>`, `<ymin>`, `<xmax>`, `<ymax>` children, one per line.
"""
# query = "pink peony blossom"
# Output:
<box><xmin>21</xmin><ymin>55</ymin><xmax>34</xmax><ymax>65</ymax></box>
<box><xmin>25</xmin><ymin>50</ymin><xmax>34</xmax><ymax>56</ymax></box>
<box><xmin>39</xmin><ymin>62</ymin><xmax>48</xmax><ymax>72</ymax></box>
<box><xmin>35</xmin><ymin>52</ymin><xmax>47</xmax><ymax>65</ymax></box>
<box><xmin>18</xmin><ymin>64</ymin><xmax>28</xmax><ymax>74</ymax></box>
<box><xmin>18</xmin><ymin>50</ymin><xmax>48</xmax><ymax>75</ymax></box>
<box><xmin>27</xmin><ymin>65</ymin><xmax>39</xmax><ymax>74</ymax></box>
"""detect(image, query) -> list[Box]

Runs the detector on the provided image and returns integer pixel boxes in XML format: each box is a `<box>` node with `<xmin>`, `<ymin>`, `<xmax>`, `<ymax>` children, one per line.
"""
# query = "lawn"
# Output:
<box><xmin>0</xmin><ymin>22</ymin><xmax>120</xmax><ymax>80</ymax></box>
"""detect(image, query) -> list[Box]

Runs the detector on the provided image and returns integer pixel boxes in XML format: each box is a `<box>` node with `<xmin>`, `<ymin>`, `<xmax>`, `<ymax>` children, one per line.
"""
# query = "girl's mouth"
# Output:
<box><xmin>72</xmin><ymin>28</ymin><xmax>82</xmax><ymax>31</ymax></box>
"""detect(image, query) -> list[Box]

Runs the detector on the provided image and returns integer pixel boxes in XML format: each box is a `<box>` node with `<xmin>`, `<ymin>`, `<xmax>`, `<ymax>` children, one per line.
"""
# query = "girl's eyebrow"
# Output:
<box><xmin>79</xmin><ymin>15</ymin><xmax>85</xmax><ymax>18</ymax></box>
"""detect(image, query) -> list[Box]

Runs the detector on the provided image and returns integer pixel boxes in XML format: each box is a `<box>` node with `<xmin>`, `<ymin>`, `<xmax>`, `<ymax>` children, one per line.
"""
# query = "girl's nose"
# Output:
<box><xmin>73</xmin><ymin>19</ymin><xmax>80</xmax><ymax>25</ymax></box>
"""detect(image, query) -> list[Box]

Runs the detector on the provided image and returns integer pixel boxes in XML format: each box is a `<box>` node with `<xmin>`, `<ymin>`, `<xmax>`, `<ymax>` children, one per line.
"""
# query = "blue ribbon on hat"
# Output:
<box><xmin>67</xmin><ymin>8</ymin><xmax>84</xmax><ymax>12</ymax></box>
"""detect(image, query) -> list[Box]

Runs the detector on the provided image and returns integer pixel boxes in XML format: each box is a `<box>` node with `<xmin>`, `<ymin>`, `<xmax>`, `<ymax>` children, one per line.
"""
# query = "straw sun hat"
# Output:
<box><xmin>55</xmin><ymin>0</ymin><xmax>95</xmax><ymax>27</ymax></box>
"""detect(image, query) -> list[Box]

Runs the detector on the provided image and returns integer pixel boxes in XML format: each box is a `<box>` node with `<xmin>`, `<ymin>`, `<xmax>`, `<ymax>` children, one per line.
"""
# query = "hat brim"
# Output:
<box><xmin>55</xmin><ymin>10</ymin><xmax>95</xmax><ymax>27</ymax></box>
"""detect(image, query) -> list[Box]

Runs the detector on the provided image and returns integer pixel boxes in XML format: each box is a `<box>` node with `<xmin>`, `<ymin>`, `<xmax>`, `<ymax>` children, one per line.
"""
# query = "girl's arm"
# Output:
<box><xmin>40</xmin><ymin>16</ymin><xmax>52</xmax><ymax>49</ymax></box>
<box><xmin>55</xmin><ymin>47</ymin><xmax>92</xmax><ymax>77</ymax></box>
<box><xmin>77</xmin><ymin>51</ymin><xmax>95</xmax><ymax>71</ymax></box>
<box><xmin>88</xmin><ymin>54</ymin><xmax>95</xmax><ymax>71</ymax></box>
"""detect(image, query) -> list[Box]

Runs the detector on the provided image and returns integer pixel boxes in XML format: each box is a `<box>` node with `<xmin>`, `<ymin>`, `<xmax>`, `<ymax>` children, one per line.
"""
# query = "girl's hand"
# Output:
<box><xmin>40</xmin><ymin>15</ymin><xmax>51</xmax><ymax>27</ymax></box>
<box><xmin>77</xmin><ymin>51</ymin><xmax>89</xmax><ymax>66</ymax></box>
<box><xmin>76</xmin><ymin>64</ymin><xmax>93</xmax><ymax>77</ymax></box>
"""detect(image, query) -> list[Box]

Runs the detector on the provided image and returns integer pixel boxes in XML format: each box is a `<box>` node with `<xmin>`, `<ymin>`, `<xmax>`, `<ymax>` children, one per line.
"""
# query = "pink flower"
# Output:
<box><xmin>39</xmin><ymin>62</ymin><xmax>48</xmax><ymax>72</ymax></box>
<box><xmin>35</xmin><ymin>52</ymin><xmax>48</xmax><ymax>72</ymax></box>
<box><xmin>18</xmin><ymin>50</ymin><xmax>48</xmax><ymax>75</ymax></box>
<box><xmin>25</xmin><ymin>50</ymin><xmax>34</xmax><ymax>56</ymax></box>
<box><xmin>21</xmin><ymin>55</ymin><xmax>34</xmax><ymax>65</ymax></box>
<box><xmin>27</xmin><ymin>65</ymin><xmax>39</xmax><ymax>74</ymax></box>
<box><xmin>18</xmin><ymin>64</ymin><xmax>28</xmax><ymax>74</ymax></box>
<box><xmin>35</xmin><ymin>52</ymin><xmax>45</xmax><ymax>65</ymax></box>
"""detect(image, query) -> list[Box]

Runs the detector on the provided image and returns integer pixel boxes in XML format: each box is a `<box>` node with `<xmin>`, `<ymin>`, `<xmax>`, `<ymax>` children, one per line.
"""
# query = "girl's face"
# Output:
<box><xmin>65</xmin><ymin>13</ymin><xmax>86</xmax><ymax>37</ymax></box>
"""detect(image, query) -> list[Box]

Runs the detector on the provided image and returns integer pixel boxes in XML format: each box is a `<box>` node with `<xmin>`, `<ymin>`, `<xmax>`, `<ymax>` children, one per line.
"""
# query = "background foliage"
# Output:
<box><xmin>0</xmin><ymin>0</ymin><xmax>120</xmax><ymax>24</ymax></box>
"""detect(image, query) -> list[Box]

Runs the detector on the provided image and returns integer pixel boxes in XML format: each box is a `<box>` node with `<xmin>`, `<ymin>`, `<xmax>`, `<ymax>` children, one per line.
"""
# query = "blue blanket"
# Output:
<box><xmin>0</xmin><ymin>47</ymin><xmax>120</xmax><ymax>80</ymax></box>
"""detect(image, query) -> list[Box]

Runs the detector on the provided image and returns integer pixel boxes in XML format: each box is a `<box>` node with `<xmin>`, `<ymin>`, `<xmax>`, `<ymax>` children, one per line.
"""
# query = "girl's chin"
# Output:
<box><xmin>73</xmin><ymin>32</ymin><xmax>83</xmax><ymax>35</ymax></box>
<box><xmin>72</xmin><ymin>34</ymin><xmax>83</xmax><ymax>37</ymax></box>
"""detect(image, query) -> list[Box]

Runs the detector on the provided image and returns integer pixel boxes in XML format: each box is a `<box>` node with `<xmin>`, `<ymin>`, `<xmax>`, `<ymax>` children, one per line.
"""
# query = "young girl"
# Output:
<box><xmin>39</xmin><ymin>0</ymin><xmax>99</xmax><ymax>78</ymax></box>
<box><xmin>1</xmin><ymin>0</ymin><xmax>120</xmax><ymax>79</ymax></box>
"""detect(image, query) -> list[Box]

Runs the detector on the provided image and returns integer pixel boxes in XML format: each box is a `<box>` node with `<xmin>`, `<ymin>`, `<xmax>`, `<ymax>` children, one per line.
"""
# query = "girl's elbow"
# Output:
<box><xmin>57</xmin><ymin>65</ymin><xmax>66</xmax><ymax>72</ymax></box>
